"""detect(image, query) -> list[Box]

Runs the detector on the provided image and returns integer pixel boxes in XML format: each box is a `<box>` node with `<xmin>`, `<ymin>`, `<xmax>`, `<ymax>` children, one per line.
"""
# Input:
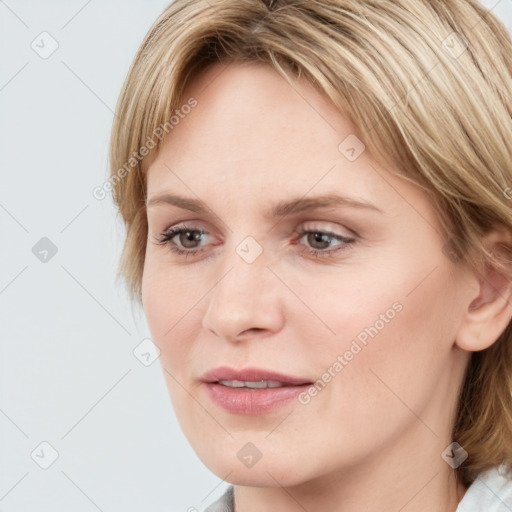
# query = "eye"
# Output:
<box><xmin>154</xmin><ymin>224</ymin><xmax>211</xmax><ymax>257</ymax></box>
<box><xmin>295</xmin><ymin>228</ymin><xmax>355</xmax><ymax>259</ymax></box>
<box><xmin>153</xmin><ymin>223</ymin><xmax>356</xmax><ymax>260</ymax></box>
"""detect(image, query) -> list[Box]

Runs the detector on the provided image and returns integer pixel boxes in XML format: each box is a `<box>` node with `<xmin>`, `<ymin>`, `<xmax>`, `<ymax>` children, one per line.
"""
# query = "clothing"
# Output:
<box><xmin>456</xmin><ymin>464</ymin><xmax>512</xmax><ymax>511</ymax></box>
<box><xmin>203</xmin><ymin>485</ymin><xmax>234</xmax><ymax>512</ymax></box>
<box><xmin>203</xmin><ymin>464</ymin><xmax>512</xmax><ymax>511</ymax></box>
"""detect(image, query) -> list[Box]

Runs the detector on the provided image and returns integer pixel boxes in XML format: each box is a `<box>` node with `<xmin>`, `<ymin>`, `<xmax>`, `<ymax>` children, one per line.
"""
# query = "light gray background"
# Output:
<box><xmin>1</xmin><ymin>1</ymin><xmax>511</xmax><ymax>511</ymax></box>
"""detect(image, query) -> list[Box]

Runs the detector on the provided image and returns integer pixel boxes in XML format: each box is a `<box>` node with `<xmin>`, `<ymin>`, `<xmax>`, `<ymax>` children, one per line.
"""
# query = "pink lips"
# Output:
<box><xmin>201</xmin><ymin>366</ymin><xmax>312</xmax><ymax>386</ymax></box>
<box><xmin>200</xmin><ymin>366</ymin><xmax>313</xmax><ymax>415</ymax></box>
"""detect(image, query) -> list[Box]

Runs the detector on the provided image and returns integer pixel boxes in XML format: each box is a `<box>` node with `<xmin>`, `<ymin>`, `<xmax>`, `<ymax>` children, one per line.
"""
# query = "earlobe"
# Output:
<box><xmin>455</xmin><ymin>229</ymin><xmax>512</xmax><ymax>352</ymax></box>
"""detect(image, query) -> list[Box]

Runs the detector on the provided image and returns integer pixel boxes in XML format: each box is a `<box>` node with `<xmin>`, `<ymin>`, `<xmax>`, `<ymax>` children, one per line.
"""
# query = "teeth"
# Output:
<box><xmin>218</xmin><ymin>379</ymin><xmax>284</xmax><ymax>389</ymax></box>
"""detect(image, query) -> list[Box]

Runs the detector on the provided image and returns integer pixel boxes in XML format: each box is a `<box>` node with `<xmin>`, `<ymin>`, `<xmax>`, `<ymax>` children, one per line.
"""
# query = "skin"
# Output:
<box><xmin>142</xmin><ymin>61</ymin><xmax>512</xmax><ymax>512</ymax></box>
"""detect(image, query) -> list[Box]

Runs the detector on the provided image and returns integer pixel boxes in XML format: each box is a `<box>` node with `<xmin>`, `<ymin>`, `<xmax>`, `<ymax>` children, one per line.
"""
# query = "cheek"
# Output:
<box><xmin>142</xmin><ymin>258</ymin><xmax>184</xmax><ymax>350</ymax></box>
<box><xmin>295</xmin><ymin>249</ymin><xmax>457</xmax><ymax>397</ymax></box>
<box><xmin>142</xmin><ymin>259</ymin><xmax>168</xmax><ymax>338</ymax></box>
<box><xmin>142</xmin><ymin>257</ymin><xmax>206</xmax><ymax>375</ymax></box>
<box><xmin>316</xmin><ymin>266</ymin><xmax>458</xmax><ymax>428</ymax></box>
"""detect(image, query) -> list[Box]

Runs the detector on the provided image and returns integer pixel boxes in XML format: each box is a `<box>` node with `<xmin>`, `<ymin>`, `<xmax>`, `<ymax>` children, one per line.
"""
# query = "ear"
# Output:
<box><xmin>455</xmin><ymin>227</ymin><xmax>512</xmax><ymax>352</ymax></box>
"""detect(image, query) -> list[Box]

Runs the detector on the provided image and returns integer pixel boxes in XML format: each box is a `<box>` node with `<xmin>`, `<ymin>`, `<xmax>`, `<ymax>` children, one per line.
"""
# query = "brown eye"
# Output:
<box><xmin>306</xmin><ymin>232</ymin><xmax>334</xmax><ymax>250</ymax></box>
<box><xmin>178</xmin><ymin>229</ymin><xmax>204</xmax><ymax>249</ymax></box>
<box><xmin>297</xmin><ymin>228</ymin><xmax>356</xmax><ymax>259</ymax></box>
<box><xmin>156</xmin><ymin>225</ymin><xmax>210</xmax><ymax>256</ymax></box>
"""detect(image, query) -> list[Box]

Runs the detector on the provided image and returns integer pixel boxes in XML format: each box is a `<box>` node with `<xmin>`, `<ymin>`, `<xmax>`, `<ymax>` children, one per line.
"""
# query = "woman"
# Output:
<box><xmin>109</xmin><ymin>0</ymin><xmax>512</xmax><ymax>510</ymax></box>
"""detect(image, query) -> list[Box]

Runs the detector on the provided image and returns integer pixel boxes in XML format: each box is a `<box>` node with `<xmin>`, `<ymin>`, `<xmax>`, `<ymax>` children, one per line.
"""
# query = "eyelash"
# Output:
<box><xmin>154</xmin><ymin>224</ymin><xmax>356</xmax><ymax>260</ymax></box>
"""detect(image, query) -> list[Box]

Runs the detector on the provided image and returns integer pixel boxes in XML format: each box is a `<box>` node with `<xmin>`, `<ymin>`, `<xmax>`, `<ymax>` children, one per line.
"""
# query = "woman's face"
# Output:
<box><xmin>142</xmin><ymin>61</ymin><xmax>473</xmax><ymax>487</ymax></box>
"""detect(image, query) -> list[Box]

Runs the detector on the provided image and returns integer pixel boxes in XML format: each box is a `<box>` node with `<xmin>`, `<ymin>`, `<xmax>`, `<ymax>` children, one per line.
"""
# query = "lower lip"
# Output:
<box><xmin>203</xmin><ymin>382</ymin><xmax>310</xmax><ymax>415</ymax></box>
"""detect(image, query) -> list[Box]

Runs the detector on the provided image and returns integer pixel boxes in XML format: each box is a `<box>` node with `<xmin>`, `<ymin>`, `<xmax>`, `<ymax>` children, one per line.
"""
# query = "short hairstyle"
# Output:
<box><xmin>109</xmin><ymin>0</ymin><xmax>512</xmax><ymax>486</ymax></box>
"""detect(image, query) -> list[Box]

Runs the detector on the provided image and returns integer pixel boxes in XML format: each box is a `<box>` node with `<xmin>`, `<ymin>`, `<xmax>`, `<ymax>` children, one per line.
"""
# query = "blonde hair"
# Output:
<box><xmin>109</xmin><ymin>0</ymin><xmax>512</xmax><ymax>486</ymax></box>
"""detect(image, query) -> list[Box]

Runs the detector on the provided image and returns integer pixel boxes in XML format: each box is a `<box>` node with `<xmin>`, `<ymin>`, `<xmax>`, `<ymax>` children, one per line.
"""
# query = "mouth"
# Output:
<box><xmin>201</xmin><ymin>366</ymin><xmax>313</xmax><ymax>386</ymax></box>
<box><xmin>200</xmin><ymin>366</ymin><xmax>313</xmax><ymax>414</ymax></box>
<box><xmin>216</xmin><ymin>379</ymin><xmax>303</xmax><ymax>389</ymax></box>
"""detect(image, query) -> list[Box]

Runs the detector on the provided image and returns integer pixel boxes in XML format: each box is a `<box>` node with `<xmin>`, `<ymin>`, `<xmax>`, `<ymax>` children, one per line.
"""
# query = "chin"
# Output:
<box><xmin>211</xmin><ymin>463</ymin><xmax>305</xmax><ymax>487</ymax></box>
<box><xmin>197</xmin><ymin>446</ymin><xmax>314</xmax><ymax>488</ymax></box>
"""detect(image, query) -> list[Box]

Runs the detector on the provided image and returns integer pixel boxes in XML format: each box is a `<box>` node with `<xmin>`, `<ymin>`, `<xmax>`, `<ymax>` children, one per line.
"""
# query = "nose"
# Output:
<box><xmin>201</xmin><ymin>240</ymin><xmax>285</xmax><ymax>343</ymax></box>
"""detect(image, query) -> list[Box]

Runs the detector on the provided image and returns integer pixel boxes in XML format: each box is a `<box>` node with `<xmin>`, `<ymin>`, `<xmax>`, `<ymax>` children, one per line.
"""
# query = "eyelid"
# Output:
<box><xmin>157</xmin><ymin>223</ymin><xmax>213</xmax><ymax>244</ymax></box>
<box><xmin>298</xmin><ymin>220</ymin><xmax>356</xmax><ymax>238</ymax></box>
<box><xmin>157</xmin><ymin>220</ymin><xmax>217</xmax><ymax>240</ymax></box>
<box><xmin>157</xmin><ymin>219</ymin><xmax>353</xmax><ymax>244</ymax></box>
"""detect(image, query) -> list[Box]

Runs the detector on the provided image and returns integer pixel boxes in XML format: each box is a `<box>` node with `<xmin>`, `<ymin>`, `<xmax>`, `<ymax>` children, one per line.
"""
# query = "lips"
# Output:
<box><xmin>200</xmin><ymin>366</ymin><xmax>313</xmax><ymax>414</ymax></box>
<box><xmin>200</xmin><ymin>366</ymin><xmax>313</xmax><ymax>387</ymax></box>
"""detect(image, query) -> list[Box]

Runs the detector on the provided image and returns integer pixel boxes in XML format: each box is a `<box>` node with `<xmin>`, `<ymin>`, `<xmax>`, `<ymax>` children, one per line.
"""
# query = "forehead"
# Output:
<box><xmin>171</xmin><ymin>63</ymin><xmax>354</xmax><ymax>156</ymax></box>
<box><xmin>145</xmin><ymin>61</ymin><xmax>437</xmax><ymax>230</ymax></box>
<box><xmin>148</xmin><ymin>62</ymin><xmax>370</xmax><ymax>189</ymax></box>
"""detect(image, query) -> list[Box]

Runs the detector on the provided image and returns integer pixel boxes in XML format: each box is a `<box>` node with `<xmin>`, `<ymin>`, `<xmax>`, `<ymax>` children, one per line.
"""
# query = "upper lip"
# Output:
<box><xmin>201</xmin><ymin>366</ymin><xmax>312</xmax><ymax>386</ymax></box>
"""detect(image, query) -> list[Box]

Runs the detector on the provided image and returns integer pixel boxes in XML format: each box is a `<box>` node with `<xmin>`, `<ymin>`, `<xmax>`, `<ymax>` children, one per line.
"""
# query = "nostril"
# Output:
<box><xmin>235</xmin><ymin>327</ymin><xmax>266</xmax><ymax>339</ymax></box>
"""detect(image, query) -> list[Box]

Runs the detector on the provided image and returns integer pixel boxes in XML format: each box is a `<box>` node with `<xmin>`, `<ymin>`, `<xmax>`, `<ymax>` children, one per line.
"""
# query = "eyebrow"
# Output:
<box><xmin>146</xmin><ymin>193</ymin><xmax>383</xmax><ymax>216</ymax></box>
